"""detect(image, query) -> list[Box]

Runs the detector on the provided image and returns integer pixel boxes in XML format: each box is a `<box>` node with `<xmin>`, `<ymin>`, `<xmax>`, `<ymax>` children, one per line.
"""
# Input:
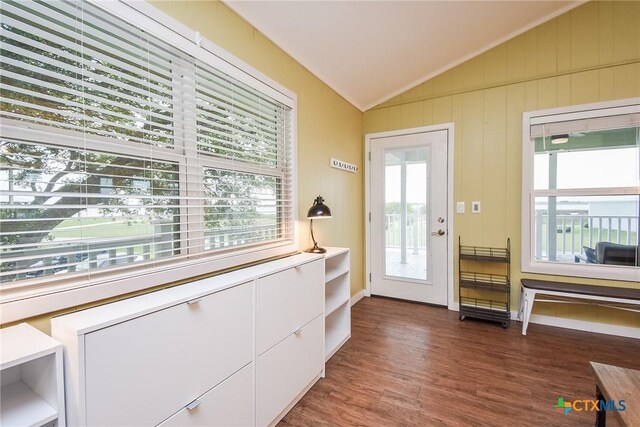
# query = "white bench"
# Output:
<box><xmin>517</xmin><ymin>279</ymin><xmax>640</xmax><ymax>335</ymax></box>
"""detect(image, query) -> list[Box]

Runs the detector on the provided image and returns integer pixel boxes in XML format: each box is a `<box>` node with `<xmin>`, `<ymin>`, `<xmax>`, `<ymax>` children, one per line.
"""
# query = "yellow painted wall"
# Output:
<box><xmin>364</xmin><ymin>1</ymin><xmax>640</xmax><ymax>327</ymax></box>
<box><xmin>5</xmin><ymin>0</ymin><xmax>364</xmax><ymax>334</ymax></box>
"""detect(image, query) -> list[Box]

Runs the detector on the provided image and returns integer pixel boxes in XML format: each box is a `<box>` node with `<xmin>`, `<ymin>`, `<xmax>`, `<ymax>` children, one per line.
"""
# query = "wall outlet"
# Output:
<box><xmin>471</xmin><ymin>201</ymin><xmax>481</xmax><ymax>213</ymax></box>
<box><xmin>456</xmin><ymin>202</ymin><xmax>465</xmax><ymax>214</ymax></box>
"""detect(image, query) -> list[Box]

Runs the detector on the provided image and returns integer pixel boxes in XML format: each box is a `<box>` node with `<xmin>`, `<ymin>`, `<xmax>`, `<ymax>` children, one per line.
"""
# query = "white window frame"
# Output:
<box><xmin>0</xmin><ymin>0</ymin><xmax>299</xmax><ymax>323</ymax></box>
<box><xmin>521</xmin><ymin>98</ymin><xmax>640</xmax><ymax>282</ymax></box>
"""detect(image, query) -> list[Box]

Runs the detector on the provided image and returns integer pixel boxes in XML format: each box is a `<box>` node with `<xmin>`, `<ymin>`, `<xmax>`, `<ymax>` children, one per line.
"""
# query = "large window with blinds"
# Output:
<box><xmin>0</xmin><ymin>0</ymin><xmax>295</xmax><ymax>307</ymax></box>
<box><xmin>522</xmin><ymin>99</ymin><xmax>640</xmax><ymax>282</ymax></box>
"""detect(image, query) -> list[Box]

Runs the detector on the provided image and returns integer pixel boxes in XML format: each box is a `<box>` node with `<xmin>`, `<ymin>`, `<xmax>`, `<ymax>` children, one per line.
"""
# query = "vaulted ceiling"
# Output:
<box><xmin>226</xmin><ymin>0</ymin><xmax>582</xmax><ymax>111</ymax></box>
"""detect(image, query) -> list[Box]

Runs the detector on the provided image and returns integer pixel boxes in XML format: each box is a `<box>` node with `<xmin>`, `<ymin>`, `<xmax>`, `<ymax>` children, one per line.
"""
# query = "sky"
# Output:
<box><xmin>385</xmin><ymin>163</ymin><xmax>427</xmax><ymax>205</ymax></box>
<box><xmin>534</xmin><ymin>146</ymin><xmax>639</xmax><ymax>190</ymax></box>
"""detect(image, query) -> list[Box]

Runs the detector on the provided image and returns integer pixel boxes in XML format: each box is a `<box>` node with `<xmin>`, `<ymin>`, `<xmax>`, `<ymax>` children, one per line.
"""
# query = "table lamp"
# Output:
<box><xmin>305</xmin><ymin>195</ymin><xmax>332</xmax><ymax>253</ymax></box>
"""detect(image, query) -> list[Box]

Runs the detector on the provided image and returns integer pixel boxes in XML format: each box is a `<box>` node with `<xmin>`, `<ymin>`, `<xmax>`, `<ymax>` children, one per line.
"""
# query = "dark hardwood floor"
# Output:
<box><xmin>280</xmin><ymin>296</ymin><xmax>639</xmax><ymax>426</ymax></box>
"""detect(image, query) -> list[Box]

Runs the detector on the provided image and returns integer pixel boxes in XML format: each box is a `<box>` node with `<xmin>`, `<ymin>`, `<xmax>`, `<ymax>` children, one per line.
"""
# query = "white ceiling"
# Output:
<box><xmin>225</xmin><ymin>0</ymin><xmax>582</xmax><ymax>111</ymax></box>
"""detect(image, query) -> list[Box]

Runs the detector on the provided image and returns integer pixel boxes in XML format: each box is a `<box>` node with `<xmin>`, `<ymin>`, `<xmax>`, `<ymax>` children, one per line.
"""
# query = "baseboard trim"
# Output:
<box><xmin>351</xmin><ymin>289</ymin><xmax>366</xmax><ymax>306</ymax></box>
<box><xmin>526</xmin><ymin>313</ymin><xmax>640</xmax><ymax>339</ymax></box>
<box><xmin>448</xmin><ymin>305</ymin><xmax>639</xmax><ymax>339</ymax></box>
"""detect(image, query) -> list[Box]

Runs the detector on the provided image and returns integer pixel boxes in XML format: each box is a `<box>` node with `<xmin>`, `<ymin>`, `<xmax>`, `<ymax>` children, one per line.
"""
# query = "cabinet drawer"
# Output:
<box><xmin>84</xmin><ymin>282</ymin><xmax>254</xmax><ymax>427</ymax></box>
<box><xmin>257</xmin><ymin>315</ymin><xmax>324</xmax><ymax>427</ymax></box>
<box><xmin>158</xmin><ymin>363</ymin><xmax>254</xmax><ymax>427</ymax></box>
<box><xmin>257</xmin><ymin>259</ymin><xmax>323</xmax><ymax>354</ymax></box>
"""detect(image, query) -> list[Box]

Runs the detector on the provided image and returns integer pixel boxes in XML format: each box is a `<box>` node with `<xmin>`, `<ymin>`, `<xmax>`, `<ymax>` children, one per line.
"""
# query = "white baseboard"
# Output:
<box><xmin>351</xmin><ymin>289</ymin><xmax>366</xmax><ymax>306</ymax></box>
<box><xmin>526</xmin><ymin>313</ymin><xmax>640</xmax><ymax>339</ymax></box>
<box><xmin>449</xmin><ymin>305</ymin><xmax>639</xmax><ymax>339</ymax></box>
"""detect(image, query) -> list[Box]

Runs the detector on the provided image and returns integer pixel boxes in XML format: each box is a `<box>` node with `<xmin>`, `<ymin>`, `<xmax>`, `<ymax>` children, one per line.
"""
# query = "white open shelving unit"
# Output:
<box><xmin>323</xmin><ymin>247</ymin><xmax>351</xmax><ymax>361</ymax></box>
<box><xmin>0</xmin><ymin>323</ymin><xmax>65</xmax><ymax>427</ymax></box>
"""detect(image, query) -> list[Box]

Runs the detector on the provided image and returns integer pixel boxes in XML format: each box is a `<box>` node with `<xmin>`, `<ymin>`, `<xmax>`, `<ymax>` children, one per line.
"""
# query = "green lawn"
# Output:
<box><xmin>50</xmin><ymin>218</ymin><xmax>154</xmax><ymax>239</ymax></box>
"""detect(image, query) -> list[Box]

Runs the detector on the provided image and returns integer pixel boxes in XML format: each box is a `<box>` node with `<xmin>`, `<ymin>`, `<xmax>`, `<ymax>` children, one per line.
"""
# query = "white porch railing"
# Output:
<box><xmin>534</xmin><ymin>213</ymin><xmax>638</xmax><ymax>260</ymax></box>
<box><xmin>385</xmin><ymin>213</ymin><xmax>427</xmax><ymax>253</ymax></box>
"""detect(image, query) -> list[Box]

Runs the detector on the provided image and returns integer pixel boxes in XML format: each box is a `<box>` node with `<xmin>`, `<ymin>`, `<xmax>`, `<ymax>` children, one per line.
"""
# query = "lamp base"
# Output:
<box><xmin>304</xmin><ymin>245</ymin><xmax>326</xmax><ymax>254</ymax></box>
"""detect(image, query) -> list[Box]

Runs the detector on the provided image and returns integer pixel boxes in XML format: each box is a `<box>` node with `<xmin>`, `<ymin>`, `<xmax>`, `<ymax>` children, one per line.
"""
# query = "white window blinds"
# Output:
<box><xmin>1</xmin><ymin>0</ymin><xmax>189</xmax><ymax>147</ymax></box>
<box><xmin>0</xmin><ymin>0</ymin><xmax>294</xmax><ymax>287</ymax></box>
<box><xmin>195</xmin><ymin>59</ymin><xmax>294</xmax><ymax>251</ymax></box>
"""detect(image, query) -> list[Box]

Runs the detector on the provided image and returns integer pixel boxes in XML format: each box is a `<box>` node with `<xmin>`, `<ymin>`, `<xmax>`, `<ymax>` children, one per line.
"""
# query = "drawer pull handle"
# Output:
<box><xmin>187</xmin><ymin>298</ymin><xmax>201</xmax><ymax>305</ymax></box>
<box><xmin>186</xmin><ymin>399</ymin><xmax>201</xmax><ymax>411</ymax></box>
<box><xmin>295</xmin><ymin>265</ymin><xmax>302</xmax><ymax>271</ymax></box>
<box><xmin>294</xmin><ymin>327</ymin><xmax>303</xmax><ymax>336</ymax></box>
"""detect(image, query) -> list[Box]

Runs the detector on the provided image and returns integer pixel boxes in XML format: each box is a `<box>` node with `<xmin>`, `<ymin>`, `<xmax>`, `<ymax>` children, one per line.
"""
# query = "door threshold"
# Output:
<box><xmin>370</xmin><ymin>294</ymin><xmax>447</xmax><ymax>308</ymax></box>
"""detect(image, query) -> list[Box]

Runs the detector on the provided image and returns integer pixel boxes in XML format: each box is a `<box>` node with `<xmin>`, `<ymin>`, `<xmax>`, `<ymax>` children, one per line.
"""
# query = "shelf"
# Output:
<box><xmin>459</xmin><ymin>245</ymin><xmax>510</xmax><ymax>262</ymax></box>
<box><xmin>323</xmin><ymin>247</ymin><xmax>351</xmax><ymax>363</ymax></box>
<box><xmin>0</xmin><ymin>324</ymin><xmax>64</xmax><ymax>427</ymax></box>
<box><xmin>460</xmin><ymin>297</ymin><xmax>510</xmax><ymax>323</ymax></box>
<box><xmin>0</xmin><ymin>324</ymin><xmax>60</xmax><ymax>369</ymax></box>
<box><xmin>325</xmin><ymin>304</ymin><xmax>350</xmax><ymax>362</ymax></box>
<box><xmin>459</xmin><ymin>307</ymin><xmax>510</xmax><ymax>324</ymax></box>
<box><xmin>458</xmin><ymin>238</ymin><xmax>510</xmax><ymax>328</ymax></box>
<box><xmin>326</xmin><ymin>297</ymin><xmax>350</xmax><ymax>318</ymax></box>
<box><xmin>324</xmin><ymin>248</ymin><xmax>350</xmax><ymax>283</ymax></box>
<box><xmin>0</xmin><ymin>381</ymin><xmax>57</xmax><ymax>427</ymax></box>
<box><xmin>459</xmin><ymin>272</ymin><xmax>510</xmax><ymax>291</ymax></box>
<box><xmin>325</xmin><ymin>269</ymin><xmax>348</xmax><ymax>284</ymax></box>
<box><xmin>460</xmin><ymin>296</ymin><xmax>508</xmax><ymax>311</ymax></box>
<box><xmin>325</xmin><ymin>272</ymin><xmax>350</xmax><ymax>316</ymax></box>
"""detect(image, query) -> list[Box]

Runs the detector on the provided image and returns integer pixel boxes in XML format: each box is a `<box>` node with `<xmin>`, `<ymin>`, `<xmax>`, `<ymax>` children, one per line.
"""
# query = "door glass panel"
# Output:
<box><xmin>384</xmin><ymin>147</ymin><xmax>429</xmax><ymax>281</ymax></box>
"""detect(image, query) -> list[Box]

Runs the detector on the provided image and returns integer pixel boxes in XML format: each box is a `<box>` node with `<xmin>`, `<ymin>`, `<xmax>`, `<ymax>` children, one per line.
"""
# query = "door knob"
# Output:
<box><xmin>431</xmin><ymin>229</ymin><xmax>445</xmax><ymax>236</ymax></box>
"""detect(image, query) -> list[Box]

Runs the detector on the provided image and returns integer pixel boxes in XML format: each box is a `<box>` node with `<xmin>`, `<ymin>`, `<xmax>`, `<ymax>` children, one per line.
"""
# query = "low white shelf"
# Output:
<box><xmin>0</xmin><ymin>323</ymin><xmax>65</xmax><ymax>427</ymax></box>
<box><xmin>323</xmin><ymin>248</ymin><xmax>351</xmax><ymax>362</ymax></box>
<box><xmin>325</xmin><ymin>272</ymin><xmax>350</xmax><ymax>316</ymax></box>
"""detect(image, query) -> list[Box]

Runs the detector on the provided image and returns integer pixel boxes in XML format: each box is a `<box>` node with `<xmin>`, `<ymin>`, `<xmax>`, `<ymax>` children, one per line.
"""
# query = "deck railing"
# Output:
<box><xmin>385</xmin><ymin>213</ymin><xmax>427</xmax><ymax>253</ymax></box>
<box><xmin>534</xmin><ymin>212</ymin><xmax>638</xmax><ymax>259</ymax></box>
<box><xmin>2</xmin><ymin>223</ymin><xmax>281</xmax><ymax>282</ymax></box>
<box><xmin>384</xmin><ymin>212</ymin><xmax>639</xmax><ymax>260</ymax></box>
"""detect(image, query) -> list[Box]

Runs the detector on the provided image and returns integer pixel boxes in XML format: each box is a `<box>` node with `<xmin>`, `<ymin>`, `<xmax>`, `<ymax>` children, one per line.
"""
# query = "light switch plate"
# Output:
<box><xmin>456</xmin><ymin>202</ymin><xmax>465</xmax><ymax>214</ymax></box>
<box><xmin>471</xmin><ymin>201</ymin><xmax>481</xmax><ymax>213</ymax></box>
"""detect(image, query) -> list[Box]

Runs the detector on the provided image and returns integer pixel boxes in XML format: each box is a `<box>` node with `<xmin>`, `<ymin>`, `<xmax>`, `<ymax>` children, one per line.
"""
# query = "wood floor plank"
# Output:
<box><xmin>279</xmin><ymin>296</ymin><xmax>638</xmax><ymax>426</ymax></box>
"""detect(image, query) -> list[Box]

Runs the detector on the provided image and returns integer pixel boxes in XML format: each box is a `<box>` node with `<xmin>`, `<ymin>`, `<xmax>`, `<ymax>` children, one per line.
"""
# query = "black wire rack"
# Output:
<box><xmin>458</xmin><ymin>237</ymin><xmax>511</xmax><ymax>328</ymax></box>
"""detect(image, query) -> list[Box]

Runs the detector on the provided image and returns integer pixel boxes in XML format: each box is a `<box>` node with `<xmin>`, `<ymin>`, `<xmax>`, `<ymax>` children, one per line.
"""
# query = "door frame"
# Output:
<box><xmin>364</xmin><ymin>123</ymin><xmax>455</xmax><ymax>310</ymax></box>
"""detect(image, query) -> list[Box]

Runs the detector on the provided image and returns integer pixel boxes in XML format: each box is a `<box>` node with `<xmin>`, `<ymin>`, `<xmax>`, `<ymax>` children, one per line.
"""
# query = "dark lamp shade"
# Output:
<box><xmin>307</xmin><ymin>196</ymin><xmax>332</xmax><ymax>219</ymax></box>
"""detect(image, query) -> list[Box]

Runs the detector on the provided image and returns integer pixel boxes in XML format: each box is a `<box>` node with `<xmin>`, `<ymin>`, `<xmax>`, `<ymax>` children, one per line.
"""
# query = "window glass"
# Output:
<box><xmin>534</xmin><ymin>127</ymin><xmax>639</xmax><ymax>190</ymax></box>
<box><xmin>533</xmin><ymin>195</ymin><xmax>638</xmax><ymax>266</ymax></box>
<box><xmin>525</xmin><ymin>103</ymin><xmax>640</xmax><ymax>278</ymax></box>
<box><xmin>0</xmin><ymin>139</ymin><xmax>180</xmax><ymax>282</ymax></box>
<box><xmin>202</xmin><ymin>168</ymin><xmax>282</xmax><ymax>250</ymax></box>
<box><xmin>0</xmin><ymin>0</ymin><xmax>294</xmax><ymax>292</ymax></box>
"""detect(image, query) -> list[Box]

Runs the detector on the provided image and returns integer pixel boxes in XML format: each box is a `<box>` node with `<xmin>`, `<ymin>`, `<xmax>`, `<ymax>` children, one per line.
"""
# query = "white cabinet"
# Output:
<box><xmin>256</xmin><ymin>258</ymin><xmax>324</xmax><ymax>426</ymax></box>
<box><xmin>51</xmin><ymin>252</ymin><xmax>325</xmax><ymax>427</ymax></box>
<box><xmin>83</xmin><ymin>282</ymin><xmax>253</xmax><ymax>426</ymax></box>
<box><xmin>158</xmin><ymin>363</ymin><xmax>254</xmax><ymax>427</ymax></box>
<box><xmin>323</xmin><ymin>248</ymin><xmax>351</xmax><ymax>361</ymax></box>
<box><xmin>257</xmin><ymin>316</ymin><xmax>323</xmax><ymax>427</ymax></box>
<box><xmin>0</xmin><ymin>323</ymin><xmax>65</xmax><ymax>427</ymax></box>
<box><xmin>52</xmin><ymin>277</ymin><xmax>256</xmax><ymax>427</ymax></box>
<box><xmin>257</xmin><ymin>259</ymin><xmax>324</xmax><ymax>354</ymax></box>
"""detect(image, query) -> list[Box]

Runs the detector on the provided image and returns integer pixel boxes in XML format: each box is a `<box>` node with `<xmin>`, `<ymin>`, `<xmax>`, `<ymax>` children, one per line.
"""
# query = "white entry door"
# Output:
<box><xmin>368</xmin><ymin>128</ymin><xmax>449</xmax><ymax>305</ymax></box>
